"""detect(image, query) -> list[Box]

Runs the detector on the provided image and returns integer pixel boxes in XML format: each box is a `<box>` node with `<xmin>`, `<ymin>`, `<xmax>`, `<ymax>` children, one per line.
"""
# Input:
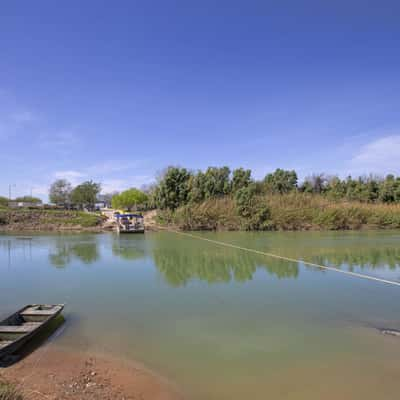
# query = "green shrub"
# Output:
<box><xmin>314</xmin><ymin>208</ymin><xmax>348</xmax><ymax>230</ymax></box>
<box><xmin>156</xmin><ymin>193</ymin><xmax>400</xmax><ymax>231</ymax></box>
<box><xmin>235</xmin><ymin>186</ymin><xmax>256</xmax><ymax>218</ymax></box>
<box><xmin>0</xmin><ymin>210</ymin><xmax>7</xmax><ymax>225</ymax></box>
<box><xmin>0</xmin><ymin>196</ymin><xmax>9</xmax><ymax>208</ymax></box>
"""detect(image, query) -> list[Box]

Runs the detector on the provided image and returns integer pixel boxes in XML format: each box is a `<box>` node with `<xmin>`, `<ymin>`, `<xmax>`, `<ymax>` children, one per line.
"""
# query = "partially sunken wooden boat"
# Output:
<box><xmin>0</xmin><ymin>304</ymin><xmax>64</xmax><ymax>358</ymax></box>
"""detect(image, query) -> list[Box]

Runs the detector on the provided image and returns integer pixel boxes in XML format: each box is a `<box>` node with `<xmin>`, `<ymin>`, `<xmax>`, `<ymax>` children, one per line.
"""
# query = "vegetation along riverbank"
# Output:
<box><xmin>2</xmin><ymin>166</ymin><xmax>400</xmax><ymax>232</ymax></box>
<box><xmin>153</xmin><ymin>167</ymin><xmax>400</xmax><ymax>231</ymax></box>
<box><xmin>157</xmin><ymin>192</ymin><xmax>400</xmax><ymax>231</ymax></box>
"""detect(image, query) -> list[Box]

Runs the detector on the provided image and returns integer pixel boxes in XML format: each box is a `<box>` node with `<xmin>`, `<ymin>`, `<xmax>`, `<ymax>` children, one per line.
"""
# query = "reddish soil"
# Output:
<box><xmin>0</xmin><ymin>347</ymin><xmax>184</xmax><ymax>400</ymax></box>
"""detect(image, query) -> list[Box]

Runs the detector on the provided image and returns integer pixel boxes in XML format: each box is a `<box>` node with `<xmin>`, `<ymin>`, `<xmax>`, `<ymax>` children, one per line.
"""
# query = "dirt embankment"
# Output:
<box><xmin>1</xmin><ymin>347</ymin><xmax>184</xmax><ymax>400</ymax></box>
<box><xmin>142</xmin><ymin>210</ymin><xmax>161</xmax><ymax>231</ymax></box>
<box><xmin>0</xmin><ymin>210</ymin><xmax>104</xmax><ymax>232</ymax></box>
<box><xmin>0</xmin><ymin>209</ymin><xmax>165</xmax><ymax>233</ymax></box>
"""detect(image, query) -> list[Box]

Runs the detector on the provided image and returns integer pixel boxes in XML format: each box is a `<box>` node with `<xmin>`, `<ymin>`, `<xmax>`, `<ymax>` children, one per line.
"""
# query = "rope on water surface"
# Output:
<box><xmin>166</xmin><ymin>229</ymin><xmax>400</xmax><ymax>288</ymax></box>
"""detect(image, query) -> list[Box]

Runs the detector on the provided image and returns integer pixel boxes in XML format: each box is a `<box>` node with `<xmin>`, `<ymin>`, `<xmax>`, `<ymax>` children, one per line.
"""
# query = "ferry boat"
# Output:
<box><xmin>116</xmin><ymin>213</ymin><xmax>145</xmax><ymax>234</ymax></box>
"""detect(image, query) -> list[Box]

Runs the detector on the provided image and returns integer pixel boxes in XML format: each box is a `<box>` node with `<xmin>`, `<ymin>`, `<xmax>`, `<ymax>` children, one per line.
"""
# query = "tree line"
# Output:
<box><xmin>46</xmin><ymin>167</ymin><xmax>400</xmax><ymax>212</ymax></box>
<box><xmin>48</xmin><ymin>179</ymin><xmax>102</xmax><ymax>210</ymax></box>
<box><xmin>150</xmin><ymin>166</ymin><xmax>400</xmax><ymax>210</ymax></box>
<box><xmin>48</xmin><ymin>179</ymin><xmax>149</xmax><ymax>211</ymax></box>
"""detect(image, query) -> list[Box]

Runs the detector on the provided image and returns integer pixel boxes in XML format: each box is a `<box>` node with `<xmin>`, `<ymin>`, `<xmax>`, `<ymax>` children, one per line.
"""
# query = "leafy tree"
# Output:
<box><xmin>152</xmin><ymin>164</ymin><xmax>400</xmax><ymax>214</ymax></box>
<box><xmin>141</xmin><ymin>184</ymin><xmax>159</xmax><ymax>209</ymax></box>
<box><xmin>187</xmin><ymin>167</ymin><xmax>233</xmax><ymax>202</ymax></box>
<box><xmin>379</xmin><ymin>174</ymin><xmax>400</xmax><ymax>203</ymax></box>
<box><xmin>156</xmin><ymin>167</ymin><xmax>191</xmax><ymax>210</ymax></box>
<box><xmin>300</xmin><ymin>174</ymin><xmax>327</xmax><ymax>194</ymax></box>
<box><xmin>0</xmin><ymin>196</ymin><xmax>9</xmax><ymax>207</ymax></box>
<box><xmin>71</xmin><ymin>180</ymin><xmax>101</xmax><ymax>210</ymax></box>
<box><xmin>264</xmin><ymin>168</ymin><xmax>298</xmax><ymax>194</ymax></box>
<box><xmin>203</xmin><ymin>166</ymin><xmax>231</xmax><ymax>198</ymax></box>
<box><xmin>363</xmin><ymin>176</ymin><xmax>381</xmax><ymax>202</ymax></box>
<box><xmin>325</xmin><ymin>176</ymin><xmax>346</xmax><ymax>200</ymax></box>
<box><xmin>235</xmin><ymin>185</ymin><xmax>257</xmax><ymax>218</ymax></box>
<box><xmin>345</xmin><ymin>176</ymin><xmax>372</xmax><ymax>202</ymax></box>
<box><xmin>111</xmin><ymin>188</ymin><xmax>148</xmax><ymax>210</ymax></box>
<box><xmin>188</xmin><ymin>171</ymin><xmax>206</xmax><ymax>203</ymax></box>
<box><xmin>15</xmin><ymin>196</ymin><xmax>42</xmax><ymax>204</ymax></box>
<box><xmin>49</xmin><ymin>179</ymin><xmax>72</xmax><ymax>206</ymax></box>
<box><xmin>235</xmin><ymin>184</ymin><xmax>270</xmax><ymax>229</ymax></box>
<box><xmin>232</xmin><ymin>168</ymin><xmax>252</xmax><ymax>193</ymax></box>
<box><xmin>299</xmin><ymin>180</ymin><xmax>313</xmax><ymax>194</ymax></box>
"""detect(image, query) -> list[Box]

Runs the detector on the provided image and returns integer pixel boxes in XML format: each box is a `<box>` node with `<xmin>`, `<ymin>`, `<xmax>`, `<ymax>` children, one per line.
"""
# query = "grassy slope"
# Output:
<box><xmin>0</xmin><ymin>209</ymin><xmax>102</xmax><ymax>229</ymax></box>
<box><xmin>158</xmin><ymin>193</ymin><xmax>400</xmax><ymax>231</ymax></box>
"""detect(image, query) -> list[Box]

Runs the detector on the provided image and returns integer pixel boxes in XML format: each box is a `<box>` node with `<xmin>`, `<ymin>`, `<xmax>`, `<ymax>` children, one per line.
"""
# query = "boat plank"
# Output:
<box><xmin>0</xmin><ymin>304</ymin><xmax>64</xmax><ymax>358</ymax></box>
<box><xmin>0</xmin><ymin>324</ymin><xmax>39</xmax><ymax>333</ymax></box>
<box><xmin>21</xmin><ymin>310</ymin><xmax>58</xmax><ymax>316</ymax></box>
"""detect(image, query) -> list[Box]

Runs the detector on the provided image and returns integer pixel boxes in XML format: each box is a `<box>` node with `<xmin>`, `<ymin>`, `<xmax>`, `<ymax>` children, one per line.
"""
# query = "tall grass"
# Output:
<box><xmin>158</xmin><ymin>193</ymin><xmax>400</xmax><ymax>231</ymax></box>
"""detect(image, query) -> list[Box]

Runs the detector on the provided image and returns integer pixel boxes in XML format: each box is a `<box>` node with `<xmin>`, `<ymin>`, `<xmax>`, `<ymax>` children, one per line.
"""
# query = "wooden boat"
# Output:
<box><xmin>0</xmin><ymin>304</ymin><xmax>64</xmax><ymax>358</ymax></box>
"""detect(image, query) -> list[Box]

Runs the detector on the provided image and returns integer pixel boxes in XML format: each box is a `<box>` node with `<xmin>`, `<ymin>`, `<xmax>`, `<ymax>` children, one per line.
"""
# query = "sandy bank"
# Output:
<box><xmin>1</xmin><ymin>347</ymin><xmax>184</xmax><ymax>400</ymax></box>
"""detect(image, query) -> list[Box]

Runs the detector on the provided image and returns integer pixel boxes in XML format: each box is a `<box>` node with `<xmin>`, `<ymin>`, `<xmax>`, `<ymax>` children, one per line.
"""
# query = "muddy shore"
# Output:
<box><xmin>1</xmin><ymin>347</ymin><xmax>184</xmax><ymax>400</ymax></box>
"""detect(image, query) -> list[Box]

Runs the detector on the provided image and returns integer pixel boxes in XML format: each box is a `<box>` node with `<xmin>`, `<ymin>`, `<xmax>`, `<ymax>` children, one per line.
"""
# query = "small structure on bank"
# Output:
<box><xmin>8</xmin><ymin>201</ymin><xmax>43</xmax><ymax>209</ymax></box>
<box><xmin>115</xmin><ymin>213</ymin><xmax>145</xmax><ymax>234</ymax></box>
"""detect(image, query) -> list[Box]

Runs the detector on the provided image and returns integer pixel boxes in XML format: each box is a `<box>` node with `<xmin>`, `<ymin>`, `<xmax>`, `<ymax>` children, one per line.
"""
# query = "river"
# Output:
<box><xmin>1</xmin><ymin>231</ymin><xmax>400</xmax><ymax>399</ymax></box>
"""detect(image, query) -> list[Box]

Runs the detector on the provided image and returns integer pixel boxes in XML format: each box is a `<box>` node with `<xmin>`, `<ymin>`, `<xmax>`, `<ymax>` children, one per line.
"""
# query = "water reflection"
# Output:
<box><xmin>151</xmin><ymin>233</ymin><xmax>400</xmax><ymax>286</ymax></box>
<box><xmin>0</xmin><ymin>237</ymin><xmax>33</xmax><ymax>267</ymax></box>
<box><xmin>152</xmin><ymin>239</ymin><xmax>299</xmax><ymax>286</ymax></box>
<box><xmin>48</xmin><ymin>237</ymin><xmax>100</xmax><ymax>267</ymax></box>
<box><xmin>309</xmin><ymin>248</ymin><xmax>400</xmax><ymax>271</ymax></box>
<box><xmin>1</xmin><ymin>233</ymin><xmax>400</xmax><ymax>282</ymax></box>
<box><xmin>112</xmin><ymin>236</ymin><xmax>146</xmax><ymax>261</ymax></box>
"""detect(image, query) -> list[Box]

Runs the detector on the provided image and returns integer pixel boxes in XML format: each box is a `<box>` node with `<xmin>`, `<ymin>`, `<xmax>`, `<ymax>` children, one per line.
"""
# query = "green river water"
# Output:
<box><xmin>1</xmin><ymin>231</ymin><xmax>400</xmax><ymax>399</ymax></box>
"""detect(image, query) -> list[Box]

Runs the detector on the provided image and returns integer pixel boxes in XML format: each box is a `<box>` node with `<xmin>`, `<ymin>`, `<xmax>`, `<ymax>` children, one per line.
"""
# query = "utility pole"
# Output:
<box><xmin>9</xmin><ymin>184</ymin><xmax>11</xmax><ymax>200</ymax></box>
<box><xmin>9</xmin><ymin>184</ymin><xmax>16</xmax><ymax>200</ymax></box>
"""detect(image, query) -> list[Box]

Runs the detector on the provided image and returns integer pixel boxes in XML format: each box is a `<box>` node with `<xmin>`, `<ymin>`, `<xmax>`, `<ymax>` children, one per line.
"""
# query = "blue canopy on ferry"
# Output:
<box><xmin>117</xmin><ymin>213</ymin><xmax>143</xmax><ymax>218</ymax></box>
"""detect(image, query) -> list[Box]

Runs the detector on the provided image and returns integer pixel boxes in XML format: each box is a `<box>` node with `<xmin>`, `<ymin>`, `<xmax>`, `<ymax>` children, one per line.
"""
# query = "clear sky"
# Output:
<box><xmin>1</xmin><ymin>1</ymin><xmax>400</xmax><ymax>200</ymax></box>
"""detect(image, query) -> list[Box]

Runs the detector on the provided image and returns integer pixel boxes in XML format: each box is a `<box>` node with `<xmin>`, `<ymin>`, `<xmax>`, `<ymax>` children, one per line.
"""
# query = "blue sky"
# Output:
<box><xmin>1</xmin><ymin>1</ymin><xmax>400</xmax><ymax>200</ymax></box>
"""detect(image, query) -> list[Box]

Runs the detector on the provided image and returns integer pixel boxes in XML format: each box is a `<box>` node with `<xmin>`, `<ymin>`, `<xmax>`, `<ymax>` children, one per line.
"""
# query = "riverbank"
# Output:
<box><xmin>0</xmin><ymin>209</ymin><xmax>104</xmax><ymax>232</ymax></box>
<box><xmin>157</xmin><ymin>194</ymin><xmax>400</xmax><ymax>231</ymax></box>
<box><xmin>0</xmin><ymin>347</ymin><xmax>183</xmax><ymax>400</ymax></box>
<box><xmin>2</xmin><ymin>196</ymin><xmax>400</xmax><ymax>233</ymax></box>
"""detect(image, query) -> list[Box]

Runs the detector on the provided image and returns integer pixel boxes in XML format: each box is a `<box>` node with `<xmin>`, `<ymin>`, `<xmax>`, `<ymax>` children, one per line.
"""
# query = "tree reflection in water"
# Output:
<box><xmin>151</xmin><ymin>234</ymin><xmax>400</xmax><ymax>287</ymax></box>
<box><xmin>308</xmin><ymin>247</ymin><xmax>400</xmax><ymax>271</ymax></box>
<box><xmin>42</xmin><ymin>233</ymin><xmax>400</xmax><ymax>281</ymax></box>
<box><xmin>152</xmin><ymin>239</ymin><xmax>299</xmax><ymax>287</ymax></box>
<box><xmin>48</xmin><ymin>236</ymin><xmax>100</xmax><ymax>267</ymax></box>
